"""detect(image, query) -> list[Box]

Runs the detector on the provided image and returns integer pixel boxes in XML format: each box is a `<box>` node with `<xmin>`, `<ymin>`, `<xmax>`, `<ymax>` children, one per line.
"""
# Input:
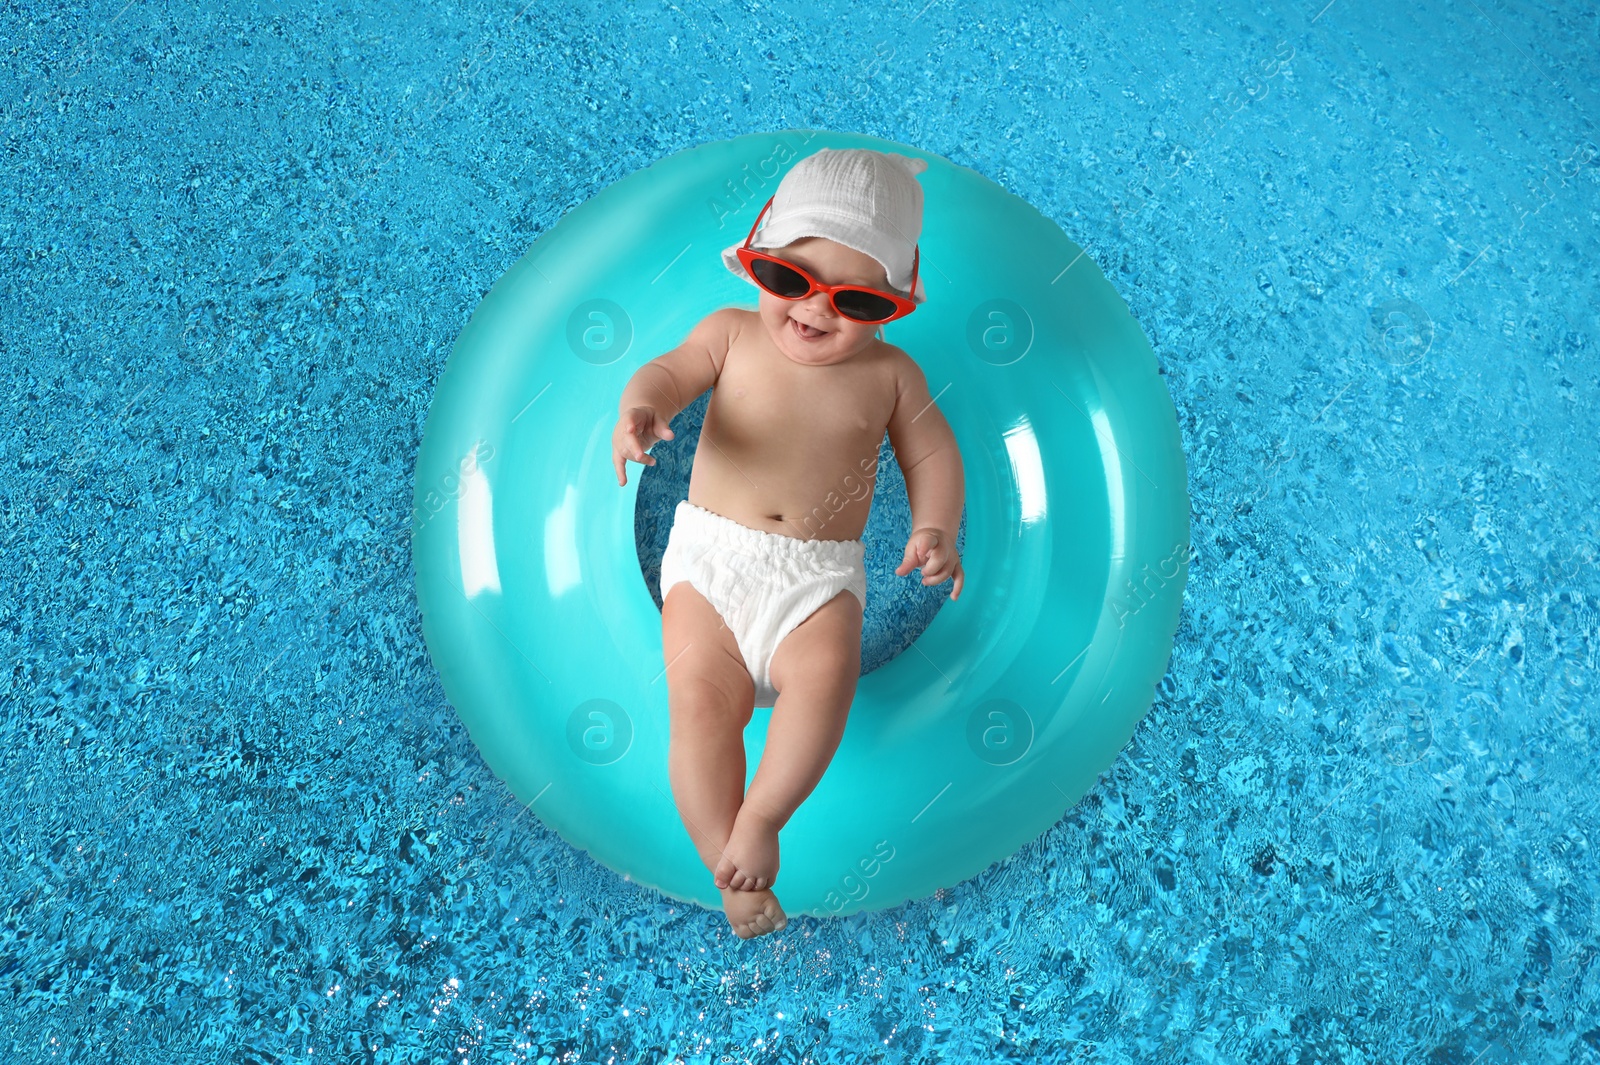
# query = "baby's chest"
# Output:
<box><xmin>714</xmin><ymin>362</ymin><xmax>889</xmax><ymax>439</ymax></box>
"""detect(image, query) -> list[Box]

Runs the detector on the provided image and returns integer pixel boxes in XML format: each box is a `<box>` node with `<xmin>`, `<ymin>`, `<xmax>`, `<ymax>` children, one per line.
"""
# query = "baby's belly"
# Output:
<box><xmin>687</xmin><ymin>434</ymin><xmax>880</xmax><ymax>542</ymax></box>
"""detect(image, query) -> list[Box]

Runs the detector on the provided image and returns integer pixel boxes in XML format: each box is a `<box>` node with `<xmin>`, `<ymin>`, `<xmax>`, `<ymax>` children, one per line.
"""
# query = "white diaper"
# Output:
<box><xmin>659</xmin><ymin>500</ymin><xmax>867</xmax><ymax>708</ymax></box>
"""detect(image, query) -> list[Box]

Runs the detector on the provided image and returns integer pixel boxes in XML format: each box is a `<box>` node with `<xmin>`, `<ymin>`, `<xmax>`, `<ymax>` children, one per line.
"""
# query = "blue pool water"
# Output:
<box><xmin>4</xmin><ymin>0</ymin><xmax>1597</xmax><ymax>1060</ymax></box>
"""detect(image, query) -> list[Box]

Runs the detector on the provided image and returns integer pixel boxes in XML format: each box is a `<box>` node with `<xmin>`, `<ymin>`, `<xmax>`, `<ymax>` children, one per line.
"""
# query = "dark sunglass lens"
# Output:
<box><xmin>749</xmin><ymin>258</ymin><xmax>811</xmax><ymax>299</ymax></box>
<box><xmin>834</xmin><ymin>289</ymin><xmax>898</xmax><ymax>323</ymax></box>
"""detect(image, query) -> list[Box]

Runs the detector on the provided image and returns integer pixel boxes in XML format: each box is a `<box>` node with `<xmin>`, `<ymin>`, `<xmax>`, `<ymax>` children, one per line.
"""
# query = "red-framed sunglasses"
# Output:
<box><xmin>735</xmin><ymin>195</ymin><xmax>920</xmax><ymax>324</ymax></box>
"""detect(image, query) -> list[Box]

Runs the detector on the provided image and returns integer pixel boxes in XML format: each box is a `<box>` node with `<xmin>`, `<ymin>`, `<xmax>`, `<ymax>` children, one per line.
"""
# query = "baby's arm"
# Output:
<box><xmin>885</xmin><ymin>353</ymin><xmax>966</xmax><ymax>597</ymax></box>
<box><xmin>612</xmin><ymin>308</ymin><xmax>741</xmax><ymax>486</ymax></box>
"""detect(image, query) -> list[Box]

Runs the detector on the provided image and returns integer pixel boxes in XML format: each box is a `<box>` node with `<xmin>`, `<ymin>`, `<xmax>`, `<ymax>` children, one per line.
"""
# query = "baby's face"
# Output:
<box><xmin>756</xmin><ymin>237</ymin><xmax>895</xmax><ymax>366</ymax></box>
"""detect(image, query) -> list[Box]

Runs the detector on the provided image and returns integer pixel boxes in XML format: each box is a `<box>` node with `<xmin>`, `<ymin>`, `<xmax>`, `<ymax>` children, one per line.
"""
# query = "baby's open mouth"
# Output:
<box><xmin>790</xmin><ymin>316</ymin><xmax>828</xmax><ymax>341</ymax></box>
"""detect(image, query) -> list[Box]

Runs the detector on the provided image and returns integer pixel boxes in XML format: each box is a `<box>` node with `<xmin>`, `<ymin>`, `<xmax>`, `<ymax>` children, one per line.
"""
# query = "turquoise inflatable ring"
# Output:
<box><xmin>414</xmin><ymin>130</ymin><xmax>1190</xmax><ymax>917</ymax></box>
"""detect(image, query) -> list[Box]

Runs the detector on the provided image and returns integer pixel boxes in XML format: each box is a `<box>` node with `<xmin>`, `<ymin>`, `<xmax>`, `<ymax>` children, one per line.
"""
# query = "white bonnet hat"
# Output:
<box><xmin>721</xmin><ymin>147</ymin><xmax>929</xmax><ymax>304</ymax></box>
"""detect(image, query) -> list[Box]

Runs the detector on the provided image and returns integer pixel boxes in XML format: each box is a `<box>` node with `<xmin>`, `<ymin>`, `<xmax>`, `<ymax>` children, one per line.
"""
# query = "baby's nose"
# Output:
<box><xmin>800</xmin><ymin>290</ymin><xmax>835</xmax><ymax>317</ymax></box>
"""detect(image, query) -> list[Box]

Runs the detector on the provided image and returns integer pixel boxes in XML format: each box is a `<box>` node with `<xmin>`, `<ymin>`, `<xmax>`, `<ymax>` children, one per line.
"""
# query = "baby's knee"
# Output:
<box><xmin>668</xmin><ymin>666</ymin><xmax>755</xmax><ymax>729</ymax></box>
<box><xmin>770</xmin><ymin>637</ymin><xmax>860</xmax><ymax>700</ymax></box>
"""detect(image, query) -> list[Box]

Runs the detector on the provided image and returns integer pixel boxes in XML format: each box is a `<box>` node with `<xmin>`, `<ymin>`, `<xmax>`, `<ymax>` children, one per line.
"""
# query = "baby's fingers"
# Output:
<box><xmin>613</xmin><ymin>435</ymin><xmax>655</xmax><ymax>487</ymax></box>
<box><xmin>894</xmin><ymin>541</ymin><xmax>928</xmax><ymax>576</ymax></box>
<box><xmin>919</xmin><ymin>545</ymin><xmax>952</xmax><ymax>581</ymax></box>
<box><xmin>627</xmin><ymin>431</ymin><xmax>657</xmax><ymax>466</ymax></box>
<box><xmin>920</xmin><ymin>551</ymin><xmax>966</xmax><ymax>599</ymax></box>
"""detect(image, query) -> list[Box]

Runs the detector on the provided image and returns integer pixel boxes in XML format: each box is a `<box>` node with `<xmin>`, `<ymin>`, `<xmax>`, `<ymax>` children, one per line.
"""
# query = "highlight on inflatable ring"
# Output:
<box><xmin>413</xmin><ymin>130</ymin><xmax>1190</xmax><ymax>918</ymax></box>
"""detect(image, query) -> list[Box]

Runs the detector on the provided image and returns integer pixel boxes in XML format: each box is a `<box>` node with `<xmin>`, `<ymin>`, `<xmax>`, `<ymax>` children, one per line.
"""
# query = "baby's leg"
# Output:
<box><xmin>716</xmin><ymin>589</ymin><xmax>863</xmax><ymax>892</ymax></box>
<box><xmin>662</xmin><ymin>582</ymin><xmax>789</xmax><ymax>938</ymax></box>
<box><xmin>661</xmin><ymin>581</ymin><xmax>756</xmax><ymax>874</ymax></box>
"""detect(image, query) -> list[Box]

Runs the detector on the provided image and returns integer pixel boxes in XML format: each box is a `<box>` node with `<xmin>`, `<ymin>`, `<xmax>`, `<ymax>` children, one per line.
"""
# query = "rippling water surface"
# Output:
<box><xmin>3</xmin><ymin>0</ymin><xmax>1596</xmax><ymax>1061</ymax></box>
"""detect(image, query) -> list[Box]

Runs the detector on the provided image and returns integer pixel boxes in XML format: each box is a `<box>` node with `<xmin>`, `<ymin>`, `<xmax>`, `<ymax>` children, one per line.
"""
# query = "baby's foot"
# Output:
<box><xmin>721</xmin><ymin>885</ymin><xmax>787</xmax><ymax>940</ymax></box>
<box><xmin>714</xmin><ymin>805</ymin><xmax>781</xmax><ymax>891</ymax></box>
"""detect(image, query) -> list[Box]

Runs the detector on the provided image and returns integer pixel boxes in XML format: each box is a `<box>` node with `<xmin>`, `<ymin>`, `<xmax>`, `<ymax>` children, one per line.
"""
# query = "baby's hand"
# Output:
<box><xmin>895</xmin><ymin>527</ymin><xmax>964</xmax><ymax>600</ymax></box>
<box><xmin>612</xmin><ymin>406</ymin><xmax>675</xmax><ymax>486</ymax></box>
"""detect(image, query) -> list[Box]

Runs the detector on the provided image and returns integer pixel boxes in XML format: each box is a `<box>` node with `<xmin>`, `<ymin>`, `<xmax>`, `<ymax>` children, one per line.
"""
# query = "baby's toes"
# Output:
<box><xmin>757</xmin><ymin>894</ymin><xmax>788</xmax><ymax>933</ymax></box>
<box><xmin>738</xmin><ymin>910</ymin><xmax>775</xmax><ymax>939</ymax></box>
<box><xmin>731</xmin><ymin>865</ymin><xmax>775</xmax><ymax>892</ymax></box>
<box><xmin>712</xmin><ymin>853</ymin><xmax>739</xmax><ymax>890</ymax></box>
<box><xmin>722</xmin><ymin>887</ymin><xmax>786</xmax><ymax>939</ymax></box>
<box><xmin>722</xmin><ymin>811</ymin><xmax>782</xmax><ymax>891</ymax></box>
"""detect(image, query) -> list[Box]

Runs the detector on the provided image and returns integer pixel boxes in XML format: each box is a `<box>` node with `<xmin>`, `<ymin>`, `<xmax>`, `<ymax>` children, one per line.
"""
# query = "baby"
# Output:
<box><xmin>611</xmin><ymin>148</ymin><xmax>965</xmax><ymax>939</ymax></box>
